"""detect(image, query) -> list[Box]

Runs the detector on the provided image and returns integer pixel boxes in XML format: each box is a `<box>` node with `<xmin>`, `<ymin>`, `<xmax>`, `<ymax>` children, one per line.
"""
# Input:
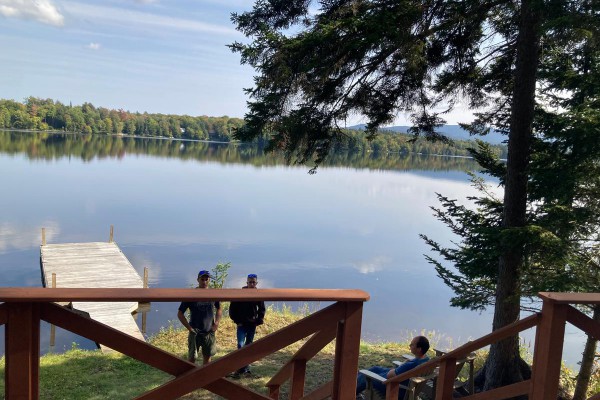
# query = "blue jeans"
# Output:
<box><xmin>236</xmin><ymin>325</ymin><xmax>256</xmax><ymax>372</ymax></box>
<box><xmin>356</xmin><ymin>366</ymin><xmax>389</xmax><ymax>395</ymax></box>
<box><xmin>356</xmin><ymin>366</ymin><xmax>406</xmax><ymax>399</ymax></box>
<box><xmin>237</xmin><ymin>325</ymin><xmax>256</xmax><ymax>349</ymax></box>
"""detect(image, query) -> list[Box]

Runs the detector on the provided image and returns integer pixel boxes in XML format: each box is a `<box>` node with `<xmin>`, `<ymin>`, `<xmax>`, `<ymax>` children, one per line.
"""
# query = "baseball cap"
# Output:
<box><xmin>198</xmin><ymin>270</ymin><xmax>212</xmax><ymax>278</ymax></box>
<box><xmin>247</xmin><ymin>273</ymin><xmax>257</xmax><ymax>279</ymax></box>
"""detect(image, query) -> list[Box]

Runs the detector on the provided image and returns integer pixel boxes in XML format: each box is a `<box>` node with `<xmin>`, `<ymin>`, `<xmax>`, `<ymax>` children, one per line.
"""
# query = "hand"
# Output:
<box><xmin>211</xmin><ymin>321</ymin><xmax>219</xmax><ymax>332</ymax></box>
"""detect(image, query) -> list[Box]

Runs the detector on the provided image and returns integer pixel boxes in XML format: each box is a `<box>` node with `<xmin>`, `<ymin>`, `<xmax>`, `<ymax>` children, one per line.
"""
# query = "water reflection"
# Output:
<box><xmin>0</xmin><ymin>130</ymin><xmax>479</xmax><ymax>172</ymax></box>
<box><xmin>0</xmin><ymin>131</ymin><xmax>583</xmax><ymax>368</ymax></box>
<box><xmin>0</xmin><ymin>220</ymin><xmax>61</xmax><ymax>253</ymax></box>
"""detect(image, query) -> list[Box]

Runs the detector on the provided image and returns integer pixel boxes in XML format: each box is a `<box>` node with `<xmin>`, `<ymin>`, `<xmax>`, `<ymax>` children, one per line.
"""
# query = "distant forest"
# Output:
<box><xmin>0</xmin><ymin>97</ymin><xmax>507</xmax><ymax>159</ymax></box>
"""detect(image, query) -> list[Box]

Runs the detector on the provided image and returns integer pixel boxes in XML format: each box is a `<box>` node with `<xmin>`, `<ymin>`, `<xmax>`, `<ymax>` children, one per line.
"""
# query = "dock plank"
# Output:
<box><xmin>40</xmin><ymin>242</ymin><xmax>146</xmax><ymax>352</ymax></box>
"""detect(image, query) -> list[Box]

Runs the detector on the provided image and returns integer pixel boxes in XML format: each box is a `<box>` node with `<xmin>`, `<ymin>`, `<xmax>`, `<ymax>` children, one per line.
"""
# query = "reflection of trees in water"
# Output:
<box><xmin>0</xmin><ymin>131</ymin><xmax>480</xmax><ymax>172</ymax></box>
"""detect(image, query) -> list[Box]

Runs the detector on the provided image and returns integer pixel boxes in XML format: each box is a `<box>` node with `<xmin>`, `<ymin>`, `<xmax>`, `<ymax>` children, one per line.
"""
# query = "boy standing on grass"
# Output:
<box><xmin>177</xmin><ymin>269</ymin><xmax>222</xmax><ymax>365</ymax></box>
<box><xmin>229</xmin><ymin>273</ymin><xmax>266</xmax><ymax>376</ymax></box>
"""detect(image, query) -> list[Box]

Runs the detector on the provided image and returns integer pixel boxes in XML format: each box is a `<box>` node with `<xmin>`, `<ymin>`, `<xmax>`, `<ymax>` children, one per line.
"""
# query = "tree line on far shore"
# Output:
<box><xmin>0</xmin><ymin>97</ymin><xmax>245</xmax><ymax>141</ymax></box>
<box><xmin>0</xmin><ymin>97</ymin><xmax>507</xmax><ymax>160</ymax></box>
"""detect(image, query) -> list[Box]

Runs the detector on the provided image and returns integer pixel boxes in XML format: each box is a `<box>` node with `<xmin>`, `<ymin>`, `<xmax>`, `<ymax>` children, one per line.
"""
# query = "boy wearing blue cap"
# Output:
<box><xmin>177</xmin><ymin>269</ymin><xmax>222</xmax><ymax>364</ymax></box>
<box><xmin>229</xmin><ymin>273</ymin><xmax>265</xmax><ymax>376</ymax></box>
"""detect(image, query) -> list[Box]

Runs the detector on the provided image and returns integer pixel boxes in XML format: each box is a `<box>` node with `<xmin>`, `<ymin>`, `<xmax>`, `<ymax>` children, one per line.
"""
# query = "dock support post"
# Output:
<box><xmin>142</xmin><ymin>267</ymin><xmax>149</xmax><ymax>334</ymax></box>
<box><xmin>109</xmin><ymin>225</ymin><xmax>114</xmax><ymax>243</ymax></box>
<box><xmin>41</xmin><ymin>228</ymin><xmax>46</xmax><ymax>246</ymax></box>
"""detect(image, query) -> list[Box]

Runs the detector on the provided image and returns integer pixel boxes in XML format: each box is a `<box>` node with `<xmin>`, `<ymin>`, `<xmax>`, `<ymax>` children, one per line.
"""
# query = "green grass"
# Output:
<box><xmin>27</xmin><ymin>349</ymin><xmax>169</xmax><ymax>399</ymax></box>
<box><xmin>0</xmin><ymin>308</ymin><xmax>595</xmax><ymax>399</ymax></box>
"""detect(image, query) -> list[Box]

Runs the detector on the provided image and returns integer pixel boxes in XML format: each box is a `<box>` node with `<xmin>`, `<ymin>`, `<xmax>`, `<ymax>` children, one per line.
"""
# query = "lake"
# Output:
<box><xmin>0</xmin><ymin>130</ymin><xmax>583</xmax><ymax>367</ymax></box>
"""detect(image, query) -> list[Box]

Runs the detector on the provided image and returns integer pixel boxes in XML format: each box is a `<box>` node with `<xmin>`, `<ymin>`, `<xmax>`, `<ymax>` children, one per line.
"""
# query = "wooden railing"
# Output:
<box><xmin>366</xmin><ymin>292</ymin><xmax>600</xmax><ymax>400</ymax></box>
<box><xmin>3</xmin><ymin>290</ymin><xmax>598</xmax><ymax>399</ymax></box>
<box><xmin>0</xmin><ymin>287</ymin><xmax>369</xmax><ymax>400</ymax></box>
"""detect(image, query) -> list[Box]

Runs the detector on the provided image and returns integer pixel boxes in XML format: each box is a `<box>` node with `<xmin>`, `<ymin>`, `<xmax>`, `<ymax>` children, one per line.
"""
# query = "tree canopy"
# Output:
<box><xmin>231</xmin><ymin>0</ymin><xmax>600</xmax><ymax>393</ymax></box>
<box><xmin>231</xmin><ymin>0</ymin><xmax>527</xmax><ymax>165</ymax></box>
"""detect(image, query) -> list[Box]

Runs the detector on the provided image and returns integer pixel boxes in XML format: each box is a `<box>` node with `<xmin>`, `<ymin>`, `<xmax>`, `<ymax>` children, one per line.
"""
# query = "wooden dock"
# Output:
<box><xmin>40</xmin><ymin>239</ymin><xmax>146</xmax><ymax>352</ymax></box>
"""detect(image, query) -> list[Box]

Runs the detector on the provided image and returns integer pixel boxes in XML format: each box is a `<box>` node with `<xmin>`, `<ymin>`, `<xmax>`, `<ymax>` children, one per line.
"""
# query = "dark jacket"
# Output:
<box><xmin>229</xmin><ymin>286</ymin><xmax>266</xmax><ymax>327</ymax></box>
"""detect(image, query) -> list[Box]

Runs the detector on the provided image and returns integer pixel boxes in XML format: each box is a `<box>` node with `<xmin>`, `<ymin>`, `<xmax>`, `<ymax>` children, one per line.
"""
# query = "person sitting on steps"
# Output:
<box><xmin>356</xmin><ymin>335</ymin><xmax>430</xmax><ymax>400</ymax></box>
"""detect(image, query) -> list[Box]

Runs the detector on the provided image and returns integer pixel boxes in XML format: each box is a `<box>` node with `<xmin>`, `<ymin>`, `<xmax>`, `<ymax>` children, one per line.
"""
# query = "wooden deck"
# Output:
<box><xmin>40</xmin><ymin>241</ymin><xmax>145</xmax><ymax>351</ymax></box>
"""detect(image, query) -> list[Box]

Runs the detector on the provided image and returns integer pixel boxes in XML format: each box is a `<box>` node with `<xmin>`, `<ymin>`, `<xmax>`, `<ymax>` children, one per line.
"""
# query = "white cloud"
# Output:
<box><xmin>86</xmin><ymin>42</ymin><xmax>101</xmax><ymax>50</ymax></box>
<box><xmin>125</xmin><ymin>253</ymin><xmax>162</xmax><ymax>286</ymax></box>
<box><xmin>0</xmin><ymin>0</ymin><xmax>64</xmax><ymax>26</ymax></box>
<box><xmin>0</xmin><ymin>221</ymin><xmax>60</xmax><ymax>253</ymax></box>
<box><xmin>63</xmin><ymin>1</ymin><xmax>239</xmax><ymax>36</ymax></box>
<box><xmin>134</xmin><ymin>0</ymin><xmax>158</xmax><ymax>4</ymax></box>
<box><xmin>353</xmin><ymin>256</ymin><xmax>391</xmax><ymax>274</ymax></box>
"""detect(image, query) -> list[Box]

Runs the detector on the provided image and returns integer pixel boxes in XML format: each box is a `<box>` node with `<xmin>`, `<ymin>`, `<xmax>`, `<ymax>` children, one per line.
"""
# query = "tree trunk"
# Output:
<box><xmin>573</xmin><ymin>306</ymin><xmax>600</xmax><ymax>400</ymax></box>
<box><xmin>482</xmin><ymin>0</ymin><xmax>542</xmax><ymax>394</ymax></box>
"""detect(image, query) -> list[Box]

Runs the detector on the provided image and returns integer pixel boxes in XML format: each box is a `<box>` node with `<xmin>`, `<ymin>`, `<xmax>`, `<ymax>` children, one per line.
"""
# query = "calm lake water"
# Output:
<box><xmin>0</xmin><ymin>130</ymin><xmax>583</xmax><ymax>367</ymax></box>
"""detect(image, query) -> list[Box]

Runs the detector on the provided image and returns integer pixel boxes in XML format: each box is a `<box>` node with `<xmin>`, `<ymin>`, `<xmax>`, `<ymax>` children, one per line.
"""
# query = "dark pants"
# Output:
<box><xmin>187</xmin><ymin>330</ymin><xmax>216</xmax><ymax>361</ymax></box>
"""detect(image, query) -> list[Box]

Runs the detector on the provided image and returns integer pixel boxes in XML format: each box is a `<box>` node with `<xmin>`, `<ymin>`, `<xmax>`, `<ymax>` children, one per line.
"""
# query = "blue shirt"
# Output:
<box><xmin>394</xmin><ymin>356</ymin><xmax>431</xmax><ymax>382</ymax></box>
<box><xmin>356</xmin><ymin>356</ymin><xmax>432</xmax><ymax>400</ymax></box>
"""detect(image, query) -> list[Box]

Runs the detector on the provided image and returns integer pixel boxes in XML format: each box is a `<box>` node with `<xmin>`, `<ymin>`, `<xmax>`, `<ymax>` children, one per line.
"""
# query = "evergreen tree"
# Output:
<box><xmin>230</xmin><ymin>0</ymin><xmax>600</xmax><ymax>392</ymax></box>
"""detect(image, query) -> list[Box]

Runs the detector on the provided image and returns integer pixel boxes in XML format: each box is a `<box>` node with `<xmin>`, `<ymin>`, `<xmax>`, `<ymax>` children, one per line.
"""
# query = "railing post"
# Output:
<box><xmin>268</xmin><ymin>384</ymin><xmax>280</xmax><ymax>400</ymax></box>
<box><xmin>290</xmin><ymin>359</ymin><xmax>307</xmax><ymax>399</ymax></box>
<box><xmin>331</xmin><ymin>301</ymin><xmax>363</xmax><ymax>400</ymax></box>
<box><xmin>435</xmin><ymin>357</ymin><xmax>457</xmax><ymax>400</ymax></box>
<box><xmin>385</xmin><ymin>382</ymin><xmax>400</xmax><ymax>400</ymax></box>
<box><xmin>109</xmin><ymin>225</ymin><xmax>114</xmax><ymax>243</ymax></box>
<box><xmin>5</xmin><ymin>302</ymin><xmax>41</xmax><ymax>400</ymax></box>
<box><xmin>530</xmin><ymin>298</ymin><xmax>567</xmax><ymax>400</ymax></box>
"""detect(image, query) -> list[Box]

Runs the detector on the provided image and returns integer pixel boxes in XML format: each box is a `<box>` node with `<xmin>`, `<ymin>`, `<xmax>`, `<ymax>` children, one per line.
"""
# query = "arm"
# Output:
<box><xmin>229</xmin><ymin>302</ymin><xmax>240</xmax><ymax>324</ymax></box>
<box><xmin>177</xmin><ymin>310</ymin><xmax>193</xmax><ymax>333</ymax></box>
<box><xmin>257</xmin><ymin>301</ymin><xmax>266</xmax><ymax>323</ymax></box>
<box><xmin>212</xmin><ymin>302</ymin><xmax>223</xmax><ymax>331</ymax></box>
<box><xmin>391</xmin><ymin>359</ymin><xmax>418</xmax><ymax>378</ymax></box>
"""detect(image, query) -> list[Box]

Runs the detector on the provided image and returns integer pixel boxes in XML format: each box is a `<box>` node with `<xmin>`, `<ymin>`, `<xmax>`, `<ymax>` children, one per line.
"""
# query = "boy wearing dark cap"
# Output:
<box><xmin>229</xmin><ymin>273</ymin><xmax>266</xmax><ymax>375</ymax></box>
<box><xmin>177</xmin><ymin>269</ymin><xmax>222</xmax><ymax>364</ymax></box>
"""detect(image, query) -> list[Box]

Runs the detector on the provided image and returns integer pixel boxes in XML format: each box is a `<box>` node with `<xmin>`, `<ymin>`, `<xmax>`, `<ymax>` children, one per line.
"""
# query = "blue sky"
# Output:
<box><xmin>0</xmin><ymin>0</ymin><xmax>474</xmax><ymax>124</ymax></box>
<box><xmin>1</xmin><ymin>0</ymin><xmax>256</xmax><ymax>118</ymax></box>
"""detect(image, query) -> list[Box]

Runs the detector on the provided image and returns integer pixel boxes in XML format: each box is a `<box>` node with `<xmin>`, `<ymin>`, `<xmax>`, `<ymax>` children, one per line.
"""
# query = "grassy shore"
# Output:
<box><xmin>0</xmin><ymin>307</ymin><xmax>594</xmax><ymax>399</ymax></box>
